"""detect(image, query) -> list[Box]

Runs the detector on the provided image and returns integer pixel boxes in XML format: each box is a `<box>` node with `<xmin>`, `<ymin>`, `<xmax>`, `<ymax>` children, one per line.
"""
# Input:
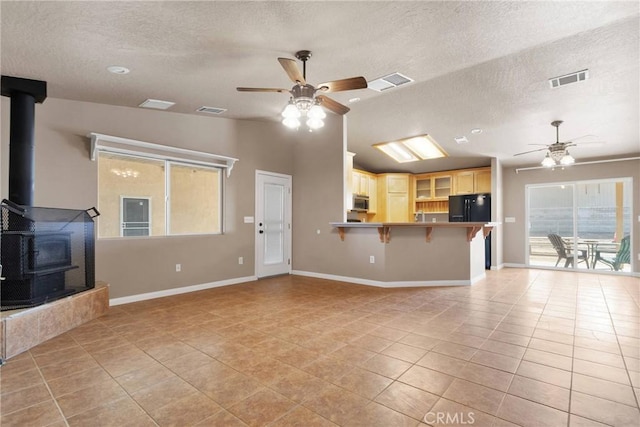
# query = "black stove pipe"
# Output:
<box><xmin>1</xmin><ymin>76</ymin><xmax>47</xmax><ymax>206</ymax></box>
<box><xmin>8</xmin><ymin>91</ymin><xmax>35</xmax><ymax>206</ymax></box>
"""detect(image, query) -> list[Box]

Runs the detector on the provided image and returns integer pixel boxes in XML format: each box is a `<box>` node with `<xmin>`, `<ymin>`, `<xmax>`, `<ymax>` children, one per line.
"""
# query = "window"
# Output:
<box><xmin>527</xmin><ymin>178</ymin><xmax>632</xmax><ymax>272</ymax></box>
<box><xmin>98</xmin><ymin>152</ymin><xmax>222</xmax><ymax>238</ymax></box>
<box><xmin>121</xmin><ymin>197</ymin><xmax>151</xmax><ymax>237</ymax></box>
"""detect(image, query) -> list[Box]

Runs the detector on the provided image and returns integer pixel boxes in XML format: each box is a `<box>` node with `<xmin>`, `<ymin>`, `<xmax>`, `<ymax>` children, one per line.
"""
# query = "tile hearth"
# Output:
<box><xmin>1</xmin><ymin>284</ymin><xmax>109</xmax><ymax>360</ymax></box>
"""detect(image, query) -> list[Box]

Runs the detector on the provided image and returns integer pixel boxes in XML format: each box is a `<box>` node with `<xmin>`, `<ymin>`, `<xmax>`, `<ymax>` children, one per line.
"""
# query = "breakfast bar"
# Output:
<box><xmin>325</xmin><ymin>222</ymin><xmax>496</xmax><ymax>287</ymax></box>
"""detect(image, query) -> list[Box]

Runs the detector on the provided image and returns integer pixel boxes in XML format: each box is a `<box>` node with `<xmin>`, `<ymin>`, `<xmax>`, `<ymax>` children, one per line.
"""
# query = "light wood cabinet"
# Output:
<box><xmin>377</xmin><ymin>173</ymin><xmax>410</xmax><ymax>222</ymax></box>
<box><xmin>367</xmin><ymin>175</ymin><xmax>377</xmax><ymax>213</ymax></box>
<box><xmin>414</xmin><ymin>173</ymin><xmax>452</xmax><ymax>213</ymax></box>
<box><xmin>453</xmin><ymin>168</ymin><xmax>491</xmax><ymax>195</ymax></box>
<box><xmin>474</xmin><ymin>169</ymin><xmax>492</xmax><ymax>193</ymax></box>
<box><xmin>352</xmin><ymin>170</ymin><xmax>368</xmax><ymax>196</ymax></box>
<box><xmin>353</xmin><ymin>167</ymin><xmax>490</xmax><ymax>220</ymax></box>
<box><xmin>352</xmin><ymin>169</ymin><xmax>378</xmax><ymax>214</ymax></box>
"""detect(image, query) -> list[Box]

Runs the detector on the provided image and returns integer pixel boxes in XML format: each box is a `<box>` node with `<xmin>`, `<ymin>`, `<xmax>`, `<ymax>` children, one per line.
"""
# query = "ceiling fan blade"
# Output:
<box><xmin>317</xmin><ymin>77</ymin><xmax>368</xmax><ymax>93</ymax></box>
<box><xmin>513</xmin><ymin>147</ymin><xmax>548</xmax><ymax>156</ymax></box>
<box><xmin>278</xmin><ymin>58</ymin><xmax>305</xmax><ymax>85</ymax></box>
<box><xmin>316</xmin><ymin>95</ymin><xmax>350</xmax><ymax>115</ymax></box>
<box><xmin>236</xmin><ymin>87</ymin><xmax>290</xmax><ymax>93</ymax></box>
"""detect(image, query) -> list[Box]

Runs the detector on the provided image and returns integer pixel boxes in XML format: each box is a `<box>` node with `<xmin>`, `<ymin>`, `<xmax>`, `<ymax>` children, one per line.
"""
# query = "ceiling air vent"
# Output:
<box><xmin>196</xmin><ymin>106</ymin><xmax>227</xmax><ymax>115</ymax></box>
<box><xmin>368</xmin><ymin>72</ymin><xmax>414</xmax><ymax>92</ymax></box>
<box><xmin>139</xmin><ymin>99</ymin><xmax>175</xmax><ymax>110</ymax></box>
<box><xmin>549</xmin><ymin>69</ymin><xmax>589</xmax><ymax>89</ymax></box>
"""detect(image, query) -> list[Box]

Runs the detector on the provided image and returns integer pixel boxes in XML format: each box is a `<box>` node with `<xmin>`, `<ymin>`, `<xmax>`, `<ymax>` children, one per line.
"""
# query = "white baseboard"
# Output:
<box><xmin>109</xmin><ymin>275</ymin><xmax>257</xmax><ymax>306</ymax></box>
<box><xmin>291</xmin><ymin>270</ymin><xmax>472</xmax><ymax>287</ymax></box>
<box><xmin>503</xmin><ymin>263</ymin><xmax>526</xmax><ymax>268</ymax></box>
<box><xmin>490</xmin><ymin>263</ymin><xmax>505</xmax><ymax>270</ymax></box>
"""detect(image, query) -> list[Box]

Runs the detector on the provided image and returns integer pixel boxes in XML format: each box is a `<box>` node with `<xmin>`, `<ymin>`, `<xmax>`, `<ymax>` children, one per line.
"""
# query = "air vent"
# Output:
<box><xmin>549</xmin><ymin>69</ymin><xmax>589</xmax><ymax>88</ymax></box>
<box><xmin>196</xmin><ymin>106</ymin><xmax>227</xmax><ymax>115</ymax></box>
<box><xmin>139</xmin><ymin>99</ymin><xmax>175</xmax><ymax>110</ymax></box>
<box><xmin>368</xmin><ymin>72</ymin><xmax>414</xmax><ymax>92</ymax></box>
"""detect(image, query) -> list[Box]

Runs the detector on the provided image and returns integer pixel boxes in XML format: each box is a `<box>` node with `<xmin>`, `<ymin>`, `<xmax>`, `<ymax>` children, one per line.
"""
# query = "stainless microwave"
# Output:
<box><xmin>352</xmin><ymin>194</ymin><xmax>369</xmax><ymax>212</ymax></box>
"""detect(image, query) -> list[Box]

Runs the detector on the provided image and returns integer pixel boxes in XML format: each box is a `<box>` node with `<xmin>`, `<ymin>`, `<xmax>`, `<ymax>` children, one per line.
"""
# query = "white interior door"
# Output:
<box><xmin>255</xmin><ymin>171</ymin><xmax>292</xmax><ymax>278</ymax></box>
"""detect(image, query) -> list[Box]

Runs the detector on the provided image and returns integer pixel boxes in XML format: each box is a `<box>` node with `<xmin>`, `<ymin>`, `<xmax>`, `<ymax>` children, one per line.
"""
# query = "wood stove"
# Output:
<box><xmin>1</xmin><ymin>200</ymin><xmax>99</xmax><ymax>310</ymax></box>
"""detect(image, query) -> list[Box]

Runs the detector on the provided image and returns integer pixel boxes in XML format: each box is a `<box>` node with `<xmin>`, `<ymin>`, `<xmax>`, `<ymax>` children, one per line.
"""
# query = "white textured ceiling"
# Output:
<box><xmin>2</xmin><ymin>1</ymin><xmax>639</xmax><ymax>172</ymax></box>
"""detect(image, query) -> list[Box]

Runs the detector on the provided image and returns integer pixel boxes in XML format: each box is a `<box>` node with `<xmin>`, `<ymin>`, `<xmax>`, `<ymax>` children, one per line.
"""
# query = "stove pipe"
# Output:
<box><xmin>1</xmin><ymin>76</ymin><xmax>47</xmax><ymax>206</ymax></box>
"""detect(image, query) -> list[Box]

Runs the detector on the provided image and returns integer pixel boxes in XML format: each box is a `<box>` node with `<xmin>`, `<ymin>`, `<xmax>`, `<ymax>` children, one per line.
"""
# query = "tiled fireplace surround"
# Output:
<box><xmin>0</xmin><ymin>283</ymin><xmax>109</xmax><ymax>360</ymax></box>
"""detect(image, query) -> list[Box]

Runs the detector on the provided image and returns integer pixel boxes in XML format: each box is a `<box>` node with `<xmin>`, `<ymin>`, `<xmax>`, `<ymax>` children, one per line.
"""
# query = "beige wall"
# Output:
<box><xmin>502</xmin><ymin>158</ymin><xmax>640</xmax><ymax>272</ymax></box>
<box><xmin>291</xmin><ymin>115</ymin><xmax>346</xmax><ymax>273</ymax></box>
<box><xmin>1</xmin><ymin>97</ymin><xmax>296</xmax><ymax>298</ymax></box>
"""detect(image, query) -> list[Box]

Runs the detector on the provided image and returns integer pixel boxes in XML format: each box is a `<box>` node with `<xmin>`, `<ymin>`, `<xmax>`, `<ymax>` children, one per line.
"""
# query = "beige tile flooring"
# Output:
<box><xmin>1</xmin><ymin>269</ymin><xmax>639</xmax><ymax>426</ymax></box>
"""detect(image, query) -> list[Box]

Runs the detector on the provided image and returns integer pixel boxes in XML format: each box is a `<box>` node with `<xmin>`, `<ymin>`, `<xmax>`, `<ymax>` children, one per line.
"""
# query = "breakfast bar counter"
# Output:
<box><xmin>322</xmin><ymin>222</ymin><xmax>497</xmax><ymax>287</ymax></box>
<box><xmin>330</xmin><ymin>221</ymin><xmax>495</xmax><ymax>243</ymax></box>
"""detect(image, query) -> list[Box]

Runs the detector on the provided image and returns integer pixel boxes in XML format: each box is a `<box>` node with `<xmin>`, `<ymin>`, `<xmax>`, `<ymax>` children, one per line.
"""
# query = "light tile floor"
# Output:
<box><xmin>1</xmin><ymin>269</ymin><xmax>639</xmax><ymax>426</ymax></box>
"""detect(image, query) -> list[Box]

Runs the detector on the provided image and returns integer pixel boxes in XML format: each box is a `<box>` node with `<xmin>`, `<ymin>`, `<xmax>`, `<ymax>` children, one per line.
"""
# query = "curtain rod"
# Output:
<box><xmin>515</xmin><ymin>157</ymin><xmax>640</xmax><ymax>173</ymax></box>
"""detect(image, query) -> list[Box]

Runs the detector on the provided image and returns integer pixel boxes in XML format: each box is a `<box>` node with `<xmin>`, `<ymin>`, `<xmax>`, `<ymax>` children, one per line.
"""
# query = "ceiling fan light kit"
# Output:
<box><xmin>237</xmin><ymin>50</ymin><xmax>367</xmax><ymax>131</ymax></box>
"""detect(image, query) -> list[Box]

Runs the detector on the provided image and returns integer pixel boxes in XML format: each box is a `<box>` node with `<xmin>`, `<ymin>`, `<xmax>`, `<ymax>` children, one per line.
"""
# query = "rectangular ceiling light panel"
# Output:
<box><xmin>374</xmin><ymin>134</ymin><xmax>448</xmax><ymax>163</ymax></box>
<box><xmin>404</xmin><ymin>135</ymin><xmax>447</xmax><ymax>159</ymax></box>
<box><xmin>375</xmin><ymin>142</ymin><xmax>419</xmax><ymax>163</ymax></box>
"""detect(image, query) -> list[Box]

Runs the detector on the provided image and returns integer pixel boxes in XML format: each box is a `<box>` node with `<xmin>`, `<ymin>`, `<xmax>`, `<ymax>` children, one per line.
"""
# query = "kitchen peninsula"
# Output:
<box><xmin>328</xmin><ymin>221</ymin><xmax>495</xmax><ymax>287</ymax></box>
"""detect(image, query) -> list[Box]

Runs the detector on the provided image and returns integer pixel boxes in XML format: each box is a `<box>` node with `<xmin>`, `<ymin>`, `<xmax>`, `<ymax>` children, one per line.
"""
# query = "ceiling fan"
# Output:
<box><xmin>237</xmin><ymin>50</ymin><xmax>367</xmax><ymax>129</ymax></box>
<box><xmin>514</xmin><ymin>120</ymin><xmax>602</xmax><ymax>167</ymax></box>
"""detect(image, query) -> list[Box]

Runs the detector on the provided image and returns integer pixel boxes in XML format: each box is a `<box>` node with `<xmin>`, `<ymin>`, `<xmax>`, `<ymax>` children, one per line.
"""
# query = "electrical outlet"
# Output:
<box><xmin>238</xmin><ymin>257</ymin><xmax>244</xmax><ymax>265</ymax></box>
<box><xmin>316</xmin><ymin>229</ymin><xmax>321</xmax><ymax>234</ymax></box>
<box><xmin>175</xmin><ymin>264</ymin><xmax>181</xmax><ymax>272</ymax></box>
<box><xmin>369</xmin><ymin>256</ymin><xmax>375</xmax><ymax>264</ymax></box>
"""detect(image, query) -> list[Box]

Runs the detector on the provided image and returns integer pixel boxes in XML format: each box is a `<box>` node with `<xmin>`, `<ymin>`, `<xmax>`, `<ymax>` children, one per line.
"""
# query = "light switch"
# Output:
<box><xmin>505</xmin><ymin>217</ymin><xmax>516</xmax><ymax>223</ymax></box>
<box><xmin>244</xmin><ymin>216</ymin><xmax>254</xmax><ymax>223</ymax></box>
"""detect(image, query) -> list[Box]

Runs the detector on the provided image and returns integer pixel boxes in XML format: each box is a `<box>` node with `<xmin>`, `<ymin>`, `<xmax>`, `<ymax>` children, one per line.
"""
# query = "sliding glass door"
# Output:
<box><xmin>527</xmin><ymin>178</ymin><xmax>632</xmax><ymax>273</ymax></box>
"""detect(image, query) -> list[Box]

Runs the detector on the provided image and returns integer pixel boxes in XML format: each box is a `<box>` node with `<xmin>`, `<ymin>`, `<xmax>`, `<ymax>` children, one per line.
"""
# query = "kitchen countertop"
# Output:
<box><xmin>330</xmin><ymin>221</ymin><xmax>497</xmax><ymax>243</ymax></box>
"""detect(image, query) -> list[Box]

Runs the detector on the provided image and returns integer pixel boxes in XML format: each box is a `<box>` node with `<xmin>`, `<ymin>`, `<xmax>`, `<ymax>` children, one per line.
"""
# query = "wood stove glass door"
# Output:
<box><xmin>121</xmin><ymin>197</ymin><xmax>151</xmax><ymax>237</ymax></box>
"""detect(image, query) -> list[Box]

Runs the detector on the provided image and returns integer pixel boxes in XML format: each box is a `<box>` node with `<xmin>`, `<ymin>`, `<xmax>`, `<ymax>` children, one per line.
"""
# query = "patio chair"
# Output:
<box><xmin>547</xmin><ymin>233</ymin><xmax>589</xmax><ymax>268</ymax></box>
<box><xmin>594</xmin><ymin>235</ymin><xmax>630</xmax><ymax>271</ymax></box>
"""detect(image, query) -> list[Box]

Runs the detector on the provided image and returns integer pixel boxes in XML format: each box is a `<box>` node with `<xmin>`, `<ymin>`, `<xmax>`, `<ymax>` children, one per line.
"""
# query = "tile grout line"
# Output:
<box><xmin>597</xmin><ymin>276</ymin><xmax>640</xmax><ymax>410</ymax></box>
<box><xmin>29</xmin><ymin>349</ymin><xmax>71</xmax><ymax>427</ymax></box>
<box><xmin>566</xmin><ymin>274</ymin><xmax>580</xmax><ymax>427</ymax></box>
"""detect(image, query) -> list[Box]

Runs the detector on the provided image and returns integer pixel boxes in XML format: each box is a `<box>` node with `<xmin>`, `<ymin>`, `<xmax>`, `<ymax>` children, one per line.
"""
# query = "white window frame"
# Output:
<box><xmin>92</xmin><ymin>132</ymin><xmax>234</xmax><ymax>239</ymax></box>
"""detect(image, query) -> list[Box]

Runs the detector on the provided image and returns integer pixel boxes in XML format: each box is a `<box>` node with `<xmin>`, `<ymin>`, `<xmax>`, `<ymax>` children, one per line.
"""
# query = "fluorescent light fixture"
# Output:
<box><xmin>374</xmin><ymin>134</ymin><xmax>448</xmax><ymax>163</ymax></box>
<box><xmin>375</xmin><ymin>142</ymin><xmax>419</xmax><ymax>163</ymax></box>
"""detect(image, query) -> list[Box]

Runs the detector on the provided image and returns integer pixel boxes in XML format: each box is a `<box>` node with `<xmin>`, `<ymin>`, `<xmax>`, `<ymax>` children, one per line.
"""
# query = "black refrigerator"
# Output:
<box><xmin>449</xmin><ymin>193</ymin><xmax>491</xmax><ymax>269</ymax></box>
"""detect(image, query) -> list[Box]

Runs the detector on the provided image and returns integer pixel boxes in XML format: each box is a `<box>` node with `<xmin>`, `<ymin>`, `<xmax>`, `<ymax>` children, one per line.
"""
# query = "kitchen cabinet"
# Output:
<box><xmin>377</xmin><ymin>173</ymin><xmax>410</xmax><ymax>222</ymax></box>
<box><xmin>352</xmin><ymin>169</ymin><xmax>378</xmax><ymax>214</ymax></box>
<box><xmin>414</xmin><ymin>173</ymin><xmax>452</xmax><ymax>214</ymax></box>
<box><xmin>352</xmin><ymin>170</ymin><xmax>368</xmax><ymax>196</ymax></box>
<box><xmin>367</xmin><ymin>175</ymin><xmax>377</xmax><ymax>213</ymax></box>
<box><xmin>453</xmin><ymin>168</ymin><xmax>491</xmax><ymax>195</ymax></box>
<box><xmin>474</xmin><ymin>169</ymin><xmax>492</xmax><ymax>193</ymax></box>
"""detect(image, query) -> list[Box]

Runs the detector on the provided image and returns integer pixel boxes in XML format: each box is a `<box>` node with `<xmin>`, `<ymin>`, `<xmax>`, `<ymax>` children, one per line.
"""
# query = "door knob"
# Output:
<box><xmin>259</xmin><ymin>230</ymin><xmax>264</xmax><ymax>234</ymax></box>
